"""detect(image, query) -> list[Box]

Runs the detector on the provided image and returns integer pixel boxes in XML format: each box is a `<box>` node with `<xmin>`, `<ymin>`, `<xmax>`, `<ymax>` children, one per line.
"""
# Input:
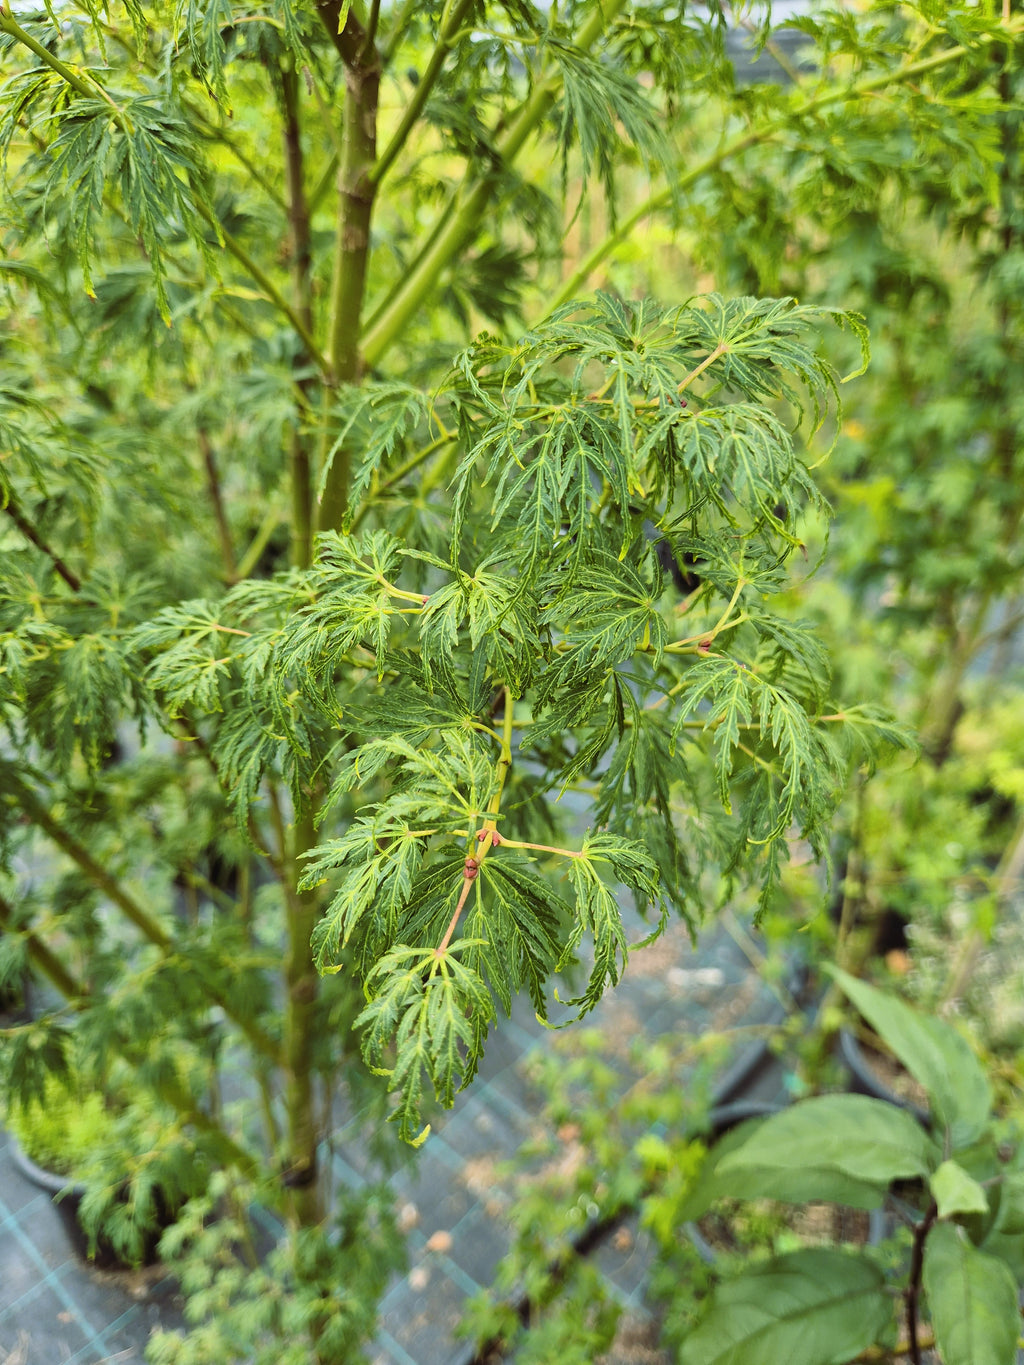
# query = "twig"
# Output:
<box><xmin>904</xmin><ymin>1200</ymin><xmax>938</xmax><ymax>1365</ymax></box>
<box><xmin>199</xmin><ymin>429</ymin><xmax>238</xmax><ymax>582</ymax></box>
<box><xmin>370</xmin><ymin>0</ymin><xmax>477</xmax><ymax>188</ymax></box>
<box><xmin>677</xmin><ymin>342</ymin><xmax>730</xmax><ymax>396</ymax></box>
<box><xmin>3</xmin><ymin>492</ymin><xmax>82</xmax><ymax>591</ymax></box>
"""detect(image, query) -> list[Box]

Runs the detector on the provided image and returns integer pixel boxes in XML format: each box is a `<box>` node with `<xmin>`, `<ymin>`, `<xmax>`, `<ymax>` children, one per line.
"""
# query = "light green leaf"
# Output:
<box><xmin>678</xmin><ymin>1249</ymin><xmax>892</xmax><ymax>1365</ymax></box>
<box><xmin>924</xmin><ymin>1222</ymin><xmax>1019</xmax><ymax>1365</ymax></box>
<box><xmin>713</xmin><ymin>1093</ymin><xmax>937</xmax><ymax>1196</ymax></box>
<box><xmin>356</xmin><ymin>942</ymin><xmax>496</xmax><ymax>1144</ymax></box>
<box><xmin>931</xmin><ymin>1160</ymin><xmax>990</xmax><ymax>1219</ymax></box>
<box><xmin>676</xmin><ymin>1096</ymin><xmax>936</xmax><ymax>1222</ymax></box>
<box><xmin>556</xmin><ymin>833</ymin><xmax>660</xmax><ymax>1017</ymax></box>
<box><xmin>829</xmin><ymin>967</ymin><xmax>992</xmax><ymax>1147</ymax></box>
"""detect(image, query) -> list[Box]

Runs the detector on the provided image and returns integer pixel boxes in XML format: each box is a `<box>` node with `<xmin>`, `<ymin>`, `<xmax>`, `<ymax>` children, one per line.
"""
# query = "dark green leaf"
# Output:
<box><xmin>678</xmin><ymin>1248</ymin><xmax>892</xmax><ymax>1365</ymax></box>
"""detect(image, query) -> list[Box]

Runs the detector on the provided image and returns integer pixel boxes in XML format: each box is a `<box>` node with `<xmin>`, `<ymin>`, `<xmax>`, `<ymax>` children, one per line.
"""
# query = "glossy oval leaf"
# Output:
<box><xmin>679</xmin><ymin>1249</ymin><xmax>892</xmax><ymax>1365</ymax></box>
<box><xmin>829</xmin><ymin>967</ymin><xmax>991</xmax><ymax>1147</ymax></box>
<box><xmin>923</xmin><ymin>1222</ymin><xmax>1019</xmax><ymax>1365</ymax></box>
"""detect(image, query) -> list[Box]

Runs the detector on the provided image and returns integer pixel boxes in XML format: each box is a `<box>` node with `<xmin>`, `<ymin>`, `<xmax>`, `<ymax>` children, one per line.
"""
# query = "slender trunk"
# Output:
<box><xmin>276</xmin><ymin>63</ymin><xmax>328</xmax><ymax>1234</ymax></box>
<box><xmin>316</xmin><ymin>47</ymin><xmax>381</xmax><ymax>533</ymax></box>
<box><xmin>280</xmin><ymin>61</ymin><xmax>317</xmax><ymax>571</ymax></box>
<box><xmin>282</xmin><ymin>805</ymin><xmax>324</xmax><ymax>1224</ymax></box>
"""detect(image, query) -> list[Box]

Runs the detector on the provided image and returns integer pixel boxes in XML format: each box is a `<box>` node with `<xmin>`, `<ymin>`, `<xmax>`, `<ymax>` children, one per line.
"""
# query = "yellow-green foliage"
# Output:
<box><xmin>7</xmin><ymin>1075</ymin><xmax>113</xmax><ymax>1176</ymax></box>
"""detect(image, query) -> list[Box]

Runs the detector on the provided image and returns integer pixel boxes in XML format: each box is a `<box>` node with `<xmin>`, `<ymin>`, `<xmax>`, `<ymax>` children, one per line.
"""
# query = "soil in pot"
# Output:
<box><xmin>693</xmin><ymin>1198</ymin><xmax>873</xmax><ymax>1258</ymax></box>
<box><xmin>839</xmin><ymin>1026</ymin><xmax>931</xmax><ymax>1127</ymax></box>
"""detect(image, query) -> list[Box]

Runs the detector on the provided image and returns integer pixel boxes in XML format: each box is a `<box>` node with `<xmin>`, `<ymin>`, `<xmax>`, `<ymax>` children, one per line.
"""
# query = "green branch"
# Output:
<box><xmin>369</xmin><ymin>0</ymin><xmax>477</xmax><ymax>188</ymax></box>
<box><xmin>235</xmin><ymin>502</ymin><xmax>286</xmax><ymax>579</ymax></box>
<box><xmin>550</xmin><ymin>31</ymin><xmax>1024</xmax><ymax>310</ymax></box>
<box><xmin>316</xmin><ymin>36</ymin><xmax>382</xmax><ymax>531</ymax></box>
<box><xmin>0</xmin><ymin>6</ymin><xmax>122</xmax><ymax>110</ymax></box>
<box><xmin>6</xmin><ymin>776</ymin><xmax>279</xmax><ymax>1063</ymax></box>
<box><xmin>279</xmin><ymin>61</ymin><xmax>317</xmax><ymax>570</ymax></box>
<box><xmin>381</xmin><ymin>0</ymin><xmax>420</xmax><ymax>65</ymax></box>
<box><xmin>359</xmin><ymin>0</ymin><xmax>628</xmax><ymax>369</ymax></box>
<box><xmin>0</xmin><ymin>891</ymin><xmax>86</xmax><ymax>1001</ymax></box>
<box><xmin>193</xmin><ymin>203</ymin><xmax>329</xmax><ymax>371</ymax></box>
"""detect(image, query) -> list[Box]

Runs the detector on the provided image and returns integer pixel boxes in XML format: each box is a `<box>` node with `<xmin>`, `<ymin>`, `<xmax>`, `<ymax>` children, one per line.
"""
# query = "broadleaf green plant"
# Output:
<box><xmin>671</xmin><ymin>972</ymin><xmax>1024</xmax><ymax>1365</ymax></box>
<box><xmin>0</xmin><ymin>2</ymin><xmax>1020</xmax><ymax>1359</ymax></box>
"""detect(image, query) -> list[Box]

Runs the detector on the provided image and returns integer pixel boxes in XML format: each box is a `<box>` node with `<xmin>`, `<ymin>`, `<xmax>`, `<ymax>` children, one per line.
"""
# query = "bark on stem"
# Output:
<box><xmin>316</xmin><ymin>43</ymin><xmax>381</xmax><ymax>533</ymax></box>
<box><xmin>282</xmin><ymin>805</ymin><xmax>324</xmax><ymax>1223</ymax></box>
<box><xmin>279</xmin><ymin>61</ymin><xmax>317</xmax><ymax>570</ymax></box>
<box><xmin>3</xmin><ymin>492</ymin><xmax>82</xmax><ymax>591</ymax></box>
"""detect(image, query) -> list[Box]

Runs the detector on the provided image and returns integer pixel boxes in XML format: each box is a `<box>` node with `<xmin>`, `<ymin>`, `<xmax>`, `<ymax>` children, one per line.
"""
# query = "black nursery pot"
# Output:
<box><xmin>838</xmin><ymin>1028</ymin><xmax>931</xmax><ymax>1130</ymax></box>
<box><xmin>10</xmin><ymin>1140</ymin><xmax>165</xmax><ymax>1269</ymax></box>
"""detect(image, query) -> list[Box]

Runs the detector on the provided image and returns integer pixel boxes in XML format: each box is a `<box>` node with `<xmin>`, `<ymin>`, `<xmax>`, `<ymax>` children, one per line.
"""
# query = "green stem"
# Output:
<box><xmin>198</xmin><ymin>205</ymin><xmax>329</xmax><ymax>372</ymax></box>
<box><xmin>381</xmin><ymin>0</ymin><xmax>420</xmax><ymax>65</ymax></box>
<box><xmin>369</xmin><ymin>0</ymin><xmax>477</xmax><ymax>188</ymax></box>
<box><xmin>279</xmin><ymin>60</ymin><xmax>317</xmax><ymax>570</ymax></box>
<box><xmin>316</xmin><ymin>33</ymin><xmax>382</xmax><ymax>533</ymax></box>
<box><xmin>361</xmin><ymin>0</ymin><xmax>382</xmax><ymax>57</ymax></box>
<box><xmin>359</xmin><ymin>0</ymin><xmax>628</xmax><ymax>369</ymax></box>
<box><xmin>235</xmin><ymin>502</ymin><xmax>286</xmax><ymax>580</ymax></box>
<box><xmin>0</xmin><ymin>6</ymin><xmax>121</xmax><ymax>108</ymax></box>
<box><xmin>348</xmin><ymin>428</ymin><xmax>455</xmax><ymax>531</ymax></box>
<box><xmin>498</xmin><ymin>837</ymin><xmax>583</xmax><ymax>859</ymax></box>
